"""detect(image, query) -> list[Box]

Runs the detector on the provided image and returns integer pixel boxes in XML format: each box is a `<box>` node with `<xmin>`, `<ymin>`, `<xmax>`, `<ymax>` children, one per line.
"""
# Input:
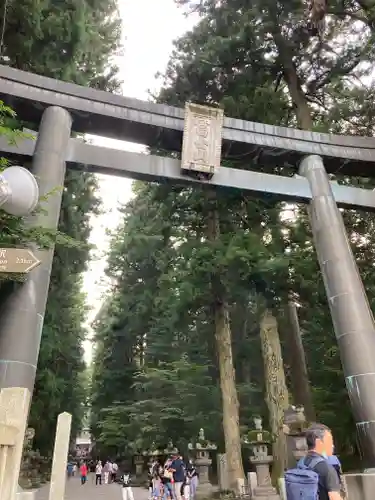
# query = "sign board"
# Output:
<box><xmin>181</xmin><ymin>103</ymin><xmax>224</xmax><ymax>178</ymax></box>
<box><xmin>0</xmin><ymin>248</ymin><xmax>41</xmax><ymax>273</ymax></box>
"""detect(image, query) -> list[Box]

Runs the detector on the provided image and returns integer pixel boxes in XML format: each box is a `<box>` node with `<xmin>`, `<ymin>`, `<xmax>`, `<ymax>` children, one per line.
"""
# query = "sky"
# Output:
<box><xmin>82</xmin><ymin>0</ymin><xmax>198</xmax><ymax>362</ymax></box>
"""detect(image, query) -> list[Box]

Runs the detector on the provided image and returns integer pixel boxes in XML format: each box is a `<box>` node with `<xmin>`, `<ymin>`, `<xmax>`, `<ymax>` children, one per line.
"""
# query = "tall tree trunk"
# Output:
<box><xmin>272</xmin><ymin>19</ymin><xmax>313</xmax><ymax>129</ymax></box>
<box><xmin>260</xmin><ymin>309</ymin><xmax>289</xmax><ymax>481</ymax></box>
<box><xmin>273</xmin><ymin>20</ymin><xmax>317</xmax><ymax>423</ymax></box>
<box><xmin>271</xmin><ymin>222</ymin><xmax>316</xmax><ymax>422</ymax></box>
<box><xmin>285</xmin><ymin>301</ymin><xmax>316</xmax><ymax>422</ymax></box>
<box><xmin>206</xmin><ymin>191</ymin><xmax>245</xmax><ymax>489</ymax></box>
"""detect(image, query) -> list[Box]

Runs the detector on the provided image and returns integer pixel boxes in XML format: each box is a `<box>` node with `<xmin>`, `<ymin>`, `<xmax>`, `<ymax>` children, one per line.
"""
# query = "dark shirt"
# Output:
<box><xmin>187</xmin><ymin>466</ymin><xmax>198</xmax><ymax>478</ymax></box>
<box><xmin>171</xmin><ymin>458</ymin><xmax>185</xmax><ymax>483</ymax></box>
<box><xmin>304</xmin><ymin>452</ymin><xmax>341</xmax><ymax>500</ymax></box>
<box><xmin>121</xmin><ymin>474</ymin><xmax>131</xmax><ymax>487</ymax></box>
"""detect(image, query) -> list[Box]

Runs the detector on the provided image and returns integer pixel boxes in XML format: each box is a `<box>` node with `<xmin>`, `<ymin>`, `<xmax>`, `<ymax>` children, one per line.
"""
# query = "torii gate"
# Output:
<box><xmin>0</xmin><ymin>65</ymin><xmax>374</xmax><ymax>472</ymax></box>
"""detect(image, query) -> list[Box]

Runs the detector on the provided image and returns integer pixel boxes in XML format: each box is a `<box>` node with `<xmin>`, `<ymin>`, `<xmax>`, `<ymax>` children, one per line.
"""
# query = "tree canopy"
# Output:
<box><xmin>91</xmin><ymin>0</ymin><xmax>375</xmax><ymax>475</ymax></box>
<box><xmin>0</xmin><ymin>0</ymin><xmax>122</xmax><ymax>454</ymax></box>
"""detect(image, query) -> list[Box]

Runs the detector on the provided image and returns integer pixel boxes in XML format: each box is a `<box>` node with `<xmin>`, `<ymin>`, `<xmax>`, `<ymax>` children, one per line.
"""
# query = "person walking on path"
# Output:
<box><xmin>67</xmin><ymin>462</ymin><xmax>73</xmax><ymax>479</ymax></box>
<box><xmin>121</xmin><ymin>470</ymin><xmax>135</xmax><ymax>500</ymax></box>
<box><xmin>285</xmin><ymin>423</ymin><xmax>342</xmax><ymax>500</ymax></box>
<box><xmin>112</xmin><ymin>461</ymin><xmax>119</xmax><ymax>482</ymax></box>
<box><xmin>148</xmin><ymin>462</ymin><xmax>155</xmax><ymax>500</ymax></box>
<box><xmin>152</xmin><ymin>460</ymin><xmax>163</xmax><ymax>500</ymax></box>
<box><xmin>80</xmin><ymin>462</ymin><xmax>88</xmax><ymax>485</ymax></box>
<box><xmin>170</xmin><ymin>454</ymin><xmax>185</xmax><ymax>500</ymax></box>
<box><xmin>162</xmin><ymin>458</ymin><xmax>174</xmax><ymax>500</ymax></box>
<box><xmin>104</xmin><ymin>460</ymin><xmax>111</xmax><ymax>484</ymax></box>
<box><xmin>95</xmin><ymin>460</ymin><xmax>103</xmax><ymax>485</ymax></box>
<box><xmin>186</xmin><ymin>460</ymin><xmax>198</xmax><ymax>500</ymax></box>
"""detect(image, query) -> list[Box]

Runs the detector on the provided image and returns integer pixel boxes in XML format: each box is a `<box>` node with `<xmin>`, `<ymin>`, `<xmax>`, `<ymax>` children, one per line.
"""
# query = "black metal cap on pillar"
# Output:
<box><xmin>300</xmin><ymin>154</ymin><xmax>375</xmax><ymax>468</ymax></box>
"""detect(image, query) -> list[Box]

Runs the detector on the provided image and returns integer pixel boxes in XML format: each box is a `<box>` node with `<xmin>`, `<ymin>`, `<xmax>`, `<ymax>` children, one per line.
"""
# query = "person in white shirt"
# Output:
<box><xmin>95</xmin><ymin>461</ymin><xmax>103</xmax><ymax>485</ymax></box>
<box><xmin>112</xmin><ymin>462</ymin><xmax>119</xmax><ymax>482</ymax></box>
<box><xmin>104</xmin><ymin>461</ymin><xmax>112</xmax><ymax>484</ymax></box>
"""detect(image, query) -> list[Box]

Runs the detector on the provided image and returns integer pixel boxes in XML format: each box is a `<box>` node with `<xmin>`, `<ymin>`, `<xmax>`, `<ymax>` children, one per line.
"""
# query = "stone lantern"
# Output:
<box><xmin>188</xmin><ymin>428</ymin><xmax>217</xmax><ymax>495</ymax></box>
<box><xmin>247</xmin><ymin>417</ymin><xmax>279</xmax><ymax>500</ymax></box>
<box><xmin>143</xmin><ymin>442</ymin><xmax>162</xmax><ymax>468</ymax></box>
<box><xmin>164</xmin><ymin>439</ymin><xmax>178</xmax><ymax>456</ymax></box>
<box><xmin>134</xmin><ymin>452</ymin><xmax>144</xmax><ymax>477</ymax></box>
<box><xmin>283</xmin><ymin>405</ymin><xmax>308</xmax><ymax>465</ymax></box>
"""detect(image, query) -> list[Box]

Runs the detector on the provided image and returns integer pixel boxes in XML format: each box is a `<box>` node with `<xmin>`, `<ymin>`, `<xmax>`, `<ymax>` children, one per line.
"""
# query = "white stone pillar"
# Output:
<box><xmin>0</xmin><ymin>387</ymin><xmax>31</xmax><ymax>500</ymax></box>
<box><xmin>48</xmin><ymin>412</ymin><xmax>72</xmax><ymax>500</ymax></box>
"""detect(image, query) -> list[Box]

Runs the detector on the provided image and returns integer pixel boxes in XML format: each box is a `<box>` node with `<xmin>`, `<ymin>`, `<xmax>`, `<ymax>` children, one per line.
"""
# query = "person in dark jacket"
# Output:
<box><xmin>186</xmin><ymin>460</ymin><xmax>198</xmax><ymax>499</ymax></box>
<box><xmin>121</xmin><ymin>470</ymin><xmax>134</xmax><ymax>500</ymax></box>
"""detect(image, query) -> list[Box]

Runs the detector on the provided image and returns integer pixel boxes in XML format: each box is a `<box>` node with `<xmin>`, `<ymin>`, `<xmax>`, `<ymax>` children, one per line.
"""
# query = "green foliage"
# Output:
<box><xmin>0</xmin><ymin>100</ymin><xmax>35</xmax><ymax>251</ymax></box>
<box><xmin>0</xmin><ymin>0</ymin><xmax>122</xmax><ymax>454</ymax></box>
<box><xmin>92</xmin><ymin>0</ymin><xmax>375</xmax><ymax>471</ymax></box>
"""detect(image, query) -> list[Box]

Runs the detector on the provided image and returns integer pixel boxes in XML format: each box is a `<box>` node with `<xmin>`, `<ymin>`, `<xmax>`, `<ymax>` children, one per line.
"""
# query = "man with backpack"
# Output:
<box><xmin>285</xmin><ymin>423</ymin><xmax>342</xmax><ymax>500</ymax></box>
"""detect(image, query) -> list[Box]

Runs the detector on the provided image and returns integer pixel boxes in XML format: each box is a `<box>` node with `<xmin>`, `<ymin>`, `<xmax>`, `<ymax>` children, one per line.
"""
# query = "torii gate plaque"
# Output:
<box><xmin>0</xmin><ymin>66</ymin><xmax>374</xmax><ymax>467</ymax></box>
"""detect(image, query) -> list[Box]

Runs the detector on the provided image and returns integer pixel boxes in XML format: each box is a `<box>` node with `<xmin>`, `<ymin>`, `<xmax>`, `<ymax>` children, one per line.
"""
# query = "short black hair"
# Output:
<box><xmin>305</xmin><ymin>423</ymin><xmax>331</xmax><ymax>450</ymax></box>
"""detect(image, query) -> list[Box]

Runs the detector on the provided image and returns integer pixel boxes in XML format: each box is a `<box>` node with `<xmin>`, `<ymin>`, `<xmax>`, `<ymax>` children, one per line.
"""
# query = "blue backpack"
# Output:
<box><xmin>285</xmin><ymin>456</ymin><xmax>324</xmax><ymax>500</ymax></box>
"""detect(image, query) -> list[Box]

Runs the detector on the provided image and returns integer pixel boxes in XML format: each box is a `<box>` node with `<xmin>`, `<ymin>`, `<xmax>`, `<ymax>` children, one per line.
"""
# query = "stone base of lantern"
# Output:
<box><xmin>195</xmin><ymin>458</ymin><xmax>214</xmax><ymax>498</ymax></box>
<box><xmin>251</xmin><ymin>460</ymin><xmax>280</xmax><ymax>500</ymax></box>
<box><xmin>252</xmin><ymin>485</ymin><xmax>280</xmax><ymax>500</ymax></box>
<box><xmin>196</xmin><ymin>480</ymin><xmax>215</xmax><ymax>498</ymax></box>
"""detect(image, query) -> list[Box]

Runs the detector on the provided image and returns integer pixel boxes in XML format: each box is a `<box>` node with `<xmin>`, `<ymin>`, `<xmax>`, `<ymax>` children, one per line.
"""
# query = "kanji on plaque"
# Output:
<box><xmin>181</xmin><ymin>103</ymin><xmax>224</xmax><ymax>177</ymax></box>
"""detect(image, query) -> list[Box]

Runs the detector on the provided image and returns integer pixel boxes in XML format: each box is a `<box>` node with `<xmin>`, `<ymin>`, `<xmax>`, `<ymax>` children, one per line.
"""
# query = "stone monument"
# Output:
<box><xmin>217</xmin><ymin>453</ymin><xmax>229</xmax><ymax>492</ymax></box>
<box><xmin>188</xmin><ymin>428</ymin><xmax>217</xmax><ymax>497</ymax></box>
<box><xmin>247</xmin><ymin>417</ymin><xmax>280</xmax><ymax>500</ymax></box>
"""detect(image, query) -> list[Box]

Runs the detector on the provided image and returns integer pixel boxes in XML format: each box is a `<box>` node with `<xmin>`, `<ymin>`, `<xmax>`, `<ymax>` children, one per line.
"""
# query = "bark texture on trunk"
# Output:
<box><xmin>260</xmin><ymin>309</ymin><xmax>289</xmax><ymax>481</ymax></box>
<box><xmin>215</xmin><ymin>301</ymin><xmax>245</xmax><ymax>488</ymax></box>
<box><xmin>273</xmin><ymin>23</ymin><xmax>317</xmax><ymax>423</ymax></box>
<box><xmin>286</xmin><ymin>302</ymin><xmax>316</xmax><ymax>422</ymax></box>
<box><xmin>206</xmin><ymin>192</ymin><xmax>245</xmax><ymax>489</ymax></box>
<box><xmin>272</xmin><ymin>24</ymin><xmax>313</xmax><ymax>130</ymax></box>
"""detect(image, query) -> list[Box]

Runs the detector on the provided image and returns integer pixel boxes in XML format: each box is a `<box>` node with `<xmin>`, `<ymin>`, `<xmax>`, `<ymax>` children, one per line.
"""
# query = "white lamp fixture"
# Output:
<box><xmin>0</xmin><ymin>166</ymin><xmax>39</xmax><ymax>216</ymax></box>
